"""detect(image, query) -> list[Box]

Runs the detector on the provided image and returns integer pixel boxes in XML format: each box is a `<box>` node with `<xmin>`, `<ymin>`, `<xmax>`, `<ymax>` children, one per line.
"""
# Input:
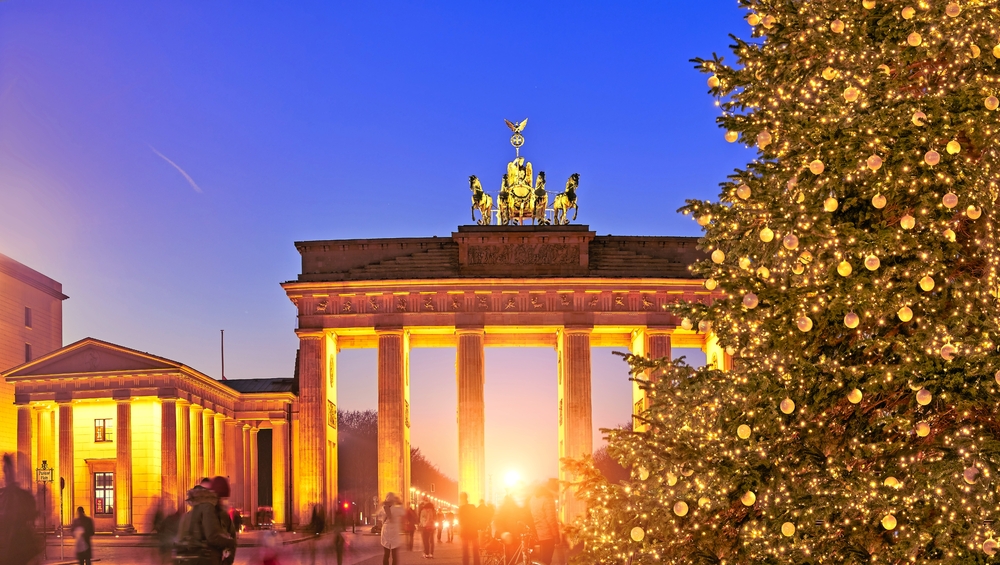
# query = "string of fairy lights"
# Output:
<box><xmin>571</xmin><ymin>1</ymin><xmax>1000</xmax><ymax>563</ymax></box>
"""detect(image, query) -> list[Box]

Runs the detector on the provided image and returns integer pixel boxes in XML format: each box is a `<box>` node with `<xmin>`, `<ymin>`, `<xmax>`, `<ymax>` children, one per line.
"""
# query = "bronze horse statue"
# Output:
<box><xmin>497</xmin><ymin>174</ymin><xmax>512</xmax><ymax>225</ymax></box>
<box><xmin>532</xmin><ymin>171</ymin><xmax>548</xmax><ymax>225</ymax></box>
<box><xmin>553</xmin><ymin>173</ymin><xmax>580</xmax><ymax>225</ymax></box>
<box><xmin>469</xmin><ymin>175</ymin><xmax>493</xmax><ymax>225</ymax></box>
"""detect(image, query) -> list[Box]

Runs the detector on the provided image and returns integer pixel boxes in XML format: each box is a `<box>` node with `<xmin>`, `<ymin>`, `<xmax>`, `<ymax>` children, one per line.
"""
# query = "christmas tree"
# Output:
<box><xmin>569</xmin><ymin>1</ymin><xmax>1000</xmax><ymax>563</ymax></box>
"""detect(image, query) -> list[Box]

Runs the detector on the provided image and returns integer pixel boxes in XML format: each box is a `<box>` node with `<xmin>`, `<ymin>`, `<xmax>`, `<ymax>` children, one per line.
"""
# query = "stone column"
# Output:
<box><xmin>203</xmin><ymin>409</ymin><xmax>215</xmax><ymax>480</ymax></box>
<box><xmin>233</xmin><ymin>423</ymin><xmax>246</xmax><ymax>512</ymax></box>
<box><xmin>296</xmin><ymin>331</ymin><xmax>329</xmax><ymax>525</ymax></box>
<box><xmin>703</xmin><ymin>332</ymin><xmax>730</xmax><ymax>371</ymax></box>
<box><xmin>377</xmin><ymin>330</ymin><xmax>410</xmax><ymax>507</ymax></box>
<box><xmin>58</xmin><ymin>402</ymin><xmax>74</xmax><ymax>527</ymax></box>
<box><xmin>115</xmin><ymin>395</ymin><xmax>134</xmax><ymax>533</ymax></box>
<box><xmin>456</xmin><ymin>328</ymin><xmax>485</xmax><ymax>503</ymax></box>
<box><xmin>629</xmin><ymin>329</ymin><xmax>671</xmax><ymax>432</ymax></box>
<box><xmin>37</xmin><ymin>408</ymin><xmax>55</xmax><ymax>527</ymax></box>
<box><xmin>177</xmin><ymin>401</ymin><xmax>191</xmax><ymax>505</ymax></box>
<box><xmin>242</xmin><ymin>424</ymin><xmax>252</xmax><ymax>522</ymax></box>
<box><xmin>190</xmin><ymin>405</ymin><xmax>204</xmax><ymax>483</ymax></box>
<box><xmin>271</xmin><ymin>417</ymin><xmax>289</xmax><ymax>528</ymax></box>
<box><xmin>249</xmin><ymin>426</ymin><xmax>259</xmax><ymax>523</ymax></box>
<box><xmin>161</xmin><ymin>397</ymin><xmax>178</xmax><ymax>512</ymax></box>
<box><xmin>214</xmin><ymin>413</ymin><xmax>226</xmax><ymax>477</ymax></box>
<box><xmin>16</xmin><ymin>404</ymin><xmax>31</xmax><ymax>489</ymax></box>
<box><xmin>223</xmin><ymin>420</ymin><xmax>240</xmax><ymax>508</ymax></box>
<box><xmin>557</xmin><ymin>327</ymin><xmax>593</xmax><ymax>523</ymax></box>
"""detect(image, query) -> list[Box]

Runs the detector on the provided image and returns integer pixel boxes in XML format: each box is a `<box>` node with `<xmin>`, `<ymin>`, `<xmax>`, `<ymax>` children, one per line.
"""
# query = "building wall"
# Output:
<box><xmin>132</xmin><ymin>398</ymin><xmax>162</xmax><ymax>533</ymax></box>
<box><xmin>73</xmin><ymin>401</ymin><xmax>117</xmax><ymax>531</ymax></box>
<box><xmin>0</xmin><ymin>254</ymin><xmax>65</xmax><ymax>455</ymax></box>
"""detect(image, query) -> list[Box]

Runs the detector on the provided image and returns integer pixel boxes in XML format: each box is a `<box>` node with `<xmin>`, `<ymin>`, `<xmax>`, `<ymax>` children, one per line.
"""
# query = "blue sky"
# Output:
<box><xmin>0</xmin><ymin>1</ymin><xmax>749</xmax><ymax>483</ymax></box>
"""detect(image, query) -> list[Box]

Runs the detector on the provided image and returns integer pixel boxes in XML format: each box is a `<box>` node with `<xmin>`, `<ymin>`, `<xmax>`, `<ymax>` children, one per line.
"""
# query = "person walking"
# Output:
<box><xmin>377</xmin><ymin>493</ymin><xmax>404</xmax><ymax>565</ymax></box>
<box><xmin>444</xmin><ymin>509</ymin><xmax>455</xmax><ymax>543</ymax></box>
<box><xmin>418</xmin><ymin>501</ymin><xmax>437</xmax><ymax>558</ymax></box>
<box><xmin>476</xmin><ymin>500</ymin><xmax>494</xmax><ymax>545</ymax></box>
<box><xmin>0</xmin><ymin>454</ymin><xmax>41</xmax><ymax>565</ymax></box>
<box><xmin>176</xmin><ymin>478</ymin><xmax>236</xmax><ymax>565</ymax></box>
<box><xmin>403</xmin><ymin>504</ymin><xmax>417</xmax><ymax>551</ymax></box>
<box><xmin>457</xmin><ymin>493</ymin><xmax>481</xmax><ymax>565</ymax></box>
<box><xmin>529</xmin><ymin>483</ymin><xmax>559</xmax><ymax>565</ymax></box>
<box><xmin>71</xmin><ymin>506</ymin><xmax>96</xmax><ymax>565</ymax></box>
<box><xmin>333</xmin><ymin>503</ymin><xmax>348</xmax><ymax>565</ymax></box>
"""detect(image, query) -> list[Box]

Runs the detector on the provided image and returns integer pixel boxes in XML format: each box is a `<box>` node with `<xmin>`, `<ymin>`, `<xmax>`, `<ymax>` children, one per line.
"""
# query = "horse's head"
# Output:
<box><xmin>566</xmin><ymin>173</ymin><xmax>580</xmax><ymax>191</ymax></box>
<box><xmin>469</xmin><ymin>175</ymin><xmax>480</xmax><ymax>191</ymax></box>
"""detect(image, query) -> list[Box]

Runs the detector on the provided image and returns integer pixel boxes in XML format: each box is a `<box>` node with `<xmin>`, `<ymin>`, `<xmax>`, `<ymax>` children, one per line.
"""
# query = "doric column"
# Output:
<box><xmin>242</xmin><ymin>424</ymin><xmax>252</xmax><ymax>522</ymax></box>
<box><xmin>223</xmin><ymin>420</ymin><xmax>240</xmax><ymax>509</ymax></box>
<box><xmin>295</xmin><ymin>330</ymin><xmax>330</xmax><ymax>525</ymax></box>
<box><xmin>249</xmin><ymin>426</ymin><xmax>259</xmax><ymax>523</ymax></box>
<box><xmin>271</xmin><ymin>417</ymin><xmax>289</xmax><ymax>528</ymax></box>
<box><xmin>16</xmin><ymin>404</ymin><xmax>31</xmax><ymax>489</ymax></box>
<box><xmin>58</xmin><ymin>401</ymin><xmax>74</xmax><ymax>527</ymax></box>
<box><xmin>629</xmin><ymin>329</ymin><xmax>671</xmax><ymax>432</ymax></box>
<box><xmin>203</xmin><ymin>408</ymin><xmax>215</xmax><ymax>479</ymax></box>
<box><xmin>37</xmin><ymin>408</ymin><xmax>55</xmax><ymax>527</ymax></box>
<box><xmin>190</xmin><ymin>405</ymin><xmax>204</xmax><ymax>483</ymax></box>
<box><xmin>177</xmin><ymin>401</ymin><xmax>191</xmax><ymax>504</ymax></box>
<box><xmin>214</xmin><ymin>413</ymin><xmax>225</xmax><ymax>477</ymax></box>
<box><xmin>233</xmin><ymin>423</ymin><xmax>245</xmax><ymax>512</ymax></box>
<box><xmin>557</xmin><ymin>327</ymin><xmax>593</xmax><ymax>523</ymax></box>
<box><xmin>456</xmin><ymin>328</ymin><xmax>485</xmax><ymax>503</ymax></box>
<box><xmin>161</xmin><ymin>397</ymin><xmax>178</xmax><ymax>512</ymax></box>
<box><xmin>377</xmin><ymin>329</ymin><xmax>410</xmax><ymax>508</ymax></box>
<box><xmin>115</xmin><ymin>395</ymin><xmax>134</xmax><ymax>533</ymax></box>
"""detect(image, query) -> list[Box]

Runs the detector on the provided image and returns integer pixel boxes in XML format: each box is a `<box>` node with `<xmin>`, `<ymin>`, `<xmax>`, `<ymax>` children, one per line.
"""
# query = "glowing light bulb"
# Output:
<box><xmin>630</xmin><ymin>526</ymin><xmax>644</xmax><ymax>541</ymax></box>
<box><xmin>919</xmin><ymin>276</ymin><xmax>934</xmax><ymax>291</ymax></box>
<box><xmin>946</xmin><ymin>140</ymin><xmax>961</xmax><ymax>155</ymax></box>
<box><xmin>704</xmin><ymin>278</ymin><xmax>717</xmax><ymax>290</ymax></box>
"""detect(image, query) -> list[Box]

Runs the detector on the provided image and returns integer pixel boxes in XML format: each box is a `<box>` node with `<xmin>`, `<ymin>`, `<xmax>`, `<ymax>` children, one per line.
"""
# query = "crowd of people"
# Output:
<box><xmin>377</xmin><ymin>479</ymin><xmax>562</xmax><ymax>565</ymax></box>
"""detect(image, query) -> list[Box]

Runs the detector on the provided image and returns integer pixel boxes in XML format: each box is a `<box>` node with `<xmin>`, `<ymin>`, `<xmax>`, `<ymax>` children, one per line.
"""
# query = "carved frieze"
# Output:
<box><xmin>316</xmin><ymin>299</ymin><xmax>329</xmax><ymax>313</ymax></box>
<box><xmin>369</xmin><ymin>296</ymin><xmax>381</xmax><ymax>311</ymax></box>
<box><xmin>467</xmin><ymin>243</ymin><xmax>579</xmax><ymax>265</ymax></box>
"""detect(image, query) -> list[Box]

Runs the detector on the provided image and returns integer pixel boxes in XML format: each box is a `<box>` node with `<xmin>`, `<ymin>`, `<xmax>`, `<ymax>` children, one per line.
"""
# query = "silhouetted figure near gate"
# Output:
<box><xmin>377</xmin><ymin>493</ymin><xmax>404</xmax><ymax>565</ymax></box>
<box><xmin>72</xmin><ymin>506</ymin><xmax>96</xmax><ymax>565</ymax></box>
<box><xmin>458</xmin><ymin>493</ymin><xmax>480</xmax><ymax>565</ymax></box>
<box><xmin>418</xmin><ymin>500</ymin><xmax>437</xmax><ymax>558</ymax></box>
<box><xmin>0</xmin><ymin>453</ymin><xmax>41</xmax><ymax>565</ymax></box>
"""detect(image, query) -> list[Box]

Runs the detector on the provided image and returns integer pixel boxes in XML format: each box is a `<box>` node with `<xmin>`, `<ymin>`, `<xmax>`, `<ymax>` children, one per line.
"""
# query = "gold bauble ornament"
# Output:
<box><xmin>897</xmin><ymin>306</ymin><xmax>913</xmax><ymax>322</ymax></box>
<box><xmin>831</xmin><ymin>19</ymin><xmax>845</xmax><ymax>33</ymax></box>
<box><xmin>867</xmin><ymin>155</ymin><xmax>883</xmax><ymax>170</ymax></box>
<box><xmin>796</xmin><ymin>316</ymin><xmax>813</xmax><ymax>332</ymax></box>
<box><xmin>863</xmin><ymin>0</ymin><xmax>876</xmax><ymax>7</ymax></box>
<box><xmin>940</xmin><ymin>343</ymin><xmax>957</xmax><ymax>361</ymax></box>
<box><xmin>872</xmin><ymin>193</ymin><xmax>886</xmax><ymax>209</ymax></box>
<box><xmin>757</xmin><ymin>130</ymin><xmax>772</xmax><ymax>148</ymax></box>
<box><xmin>681</xmin><ymin>467</ymin><xmax>694</xmax><ymax>477</ymax></box>
<box><xmin>737</xmin><ymin>184</ymin><xmax>751</xmax><ymax>199</ymax></box>
<box><xmin>884</xmin><ymin>476</ymin><xmax>899</xmax><ymax>488</ymax></box>
<box><xmin>673</xmin><ymin>501</ymin><xmax>689</xmax><ymax>517</ymax></box>
<box><xmin>698</xmin><ymin>497</ymin><xmax>710</xmax><ymax>509</ymax></box>
<box><xmin>725</xmin><ymin>131</ymin><xmax>738</xmax><ymax>143</ymax></box>
<box><xmin>967</xmin><ymin>205</ymin><xmax>982</xmax><ymax>219</ymax></box>
<box><xmin>995</xmin><ymin>370</ymin><xmax>1000</xmax><ymax>385</ymax></box>
<box><xmin>711</xmin><ymin>249</ymin><xmax>725</xmax><ymax>264</ymax></box>
<box><xmin>901</xmin><ymin>6</ymin><xmax>915</xmax><ymax>19</ymax></box>
<box><xmin>943</xmin><ymin>192</ymin><xmax>958</xmax><ymax>208</ymax></box>
<box><xmin>963</xmin><ymin>466</ymin><xmax>980</xmax><ymax>484</ymax></box>
<box><xmin>916</xmin><ymin>388</ymin><xmax>932</xmax><ymax>405</ymax></box>
<box><xmin>916</xmin><ymin>421</ymin><xmax>930</xmax><ymax>437</ymax></box>
<box><xmin>844</xmin><ymin>87</ymin><xmax>859</xmax><ymax>102</ymax></box>
<box><xmin>704</xmin><ymin>278</ymin><xmax>717</xmax><ymax>290</ymax></box>
<box><xmin>739</xmin><ymin>257</ymin><xmax>752</xmax><ymax>270</ymax></box>
<box><xmin>667</xmin><ymin>471</ymin><xmax>678</xmax><ymax>486</ymax></box>
<box><xmin>809</xmin><ymin>160</ymin><xmax>825</xmax><ymax>175</ymax></box>
<box><xmin>995</xmin><ymin>45</ymin><xmax>1000</xmax><ymax>58</ymax></box>
<box><xmin>946</xmin><ymin>140</ymin><xmax>961</xmax><ymax>155</ymax></box>
<box><xmin>864</xmin><ymin>255</ymin><xmax>880</xmax><ymax>270</ymax></box>
<box><xmin>638</xmin><ymin>467</ymin><xmax>650</xmax><ymax>480</ymax></box>
<box><xmin>900</xmin><ymin>214</ymin><xmax>915</xmax><ymax>230</ymax></box>
<box><xmin>987</xmin><ymin>96</ymin><xmax>1000</xmax><ymax>111</ymax></box>
<box><xmin>698</xmin><ymin>320</ymin><xmax>711</xmax><ymax>333</ymax></box>
<box><xmin>907</xmin><ymin>32</ymin><xmax>922</xmax><ymax>46</ymax></box>
<box><xmin>881</xmin><ymin>514</ymin><xmax>897</xmax><ymax>530</ymax></box>
<box><xmin>761</xmin><ymin>14</ymin><xmax>775</xmax><ymax>28</ymax></box>
<box><xmin>844</xmin><ymin>312</ymin><xmax>860</xmax><ymax>329</ymax></box>
<box><xmin>847</xmin><ymin>388</ymin><xmax>863</xmax><ymax>403</ymax></box>
<box><xmin>984</xmin><ymin>539</ymin><xmax>999</xmax><ymax>557</ymax></box>
<box><xmin>756</xmin><ymin>266</ymin><xmax>770</xmax><ymax>279</ymax></box>
<box><xmin>697</xmin><ymin>214</ymin><xmax>712</xmax><ymax>226</ymax></box>
<box><xmin>707</xmin><ymin>75</ymin><xmax>720</xmax><ymax>88</ymax></box>
<box><xmin>681</xmin><ymin>318</ymin><xmax>693</xmax><ymax>331</ymax></box>
<box><xmin>945</xmin><ymin>2</ymin><xmax>960</xmax><ymax>17</ymax></box>
<box><xmin>792</xmin><ymin>263</ymin><xmax>804</xmax><ymax>274</ymax></box>
<box><xmin>824</xmin><ymin>197</ymin><xmax>839</xmax><ymax>212</ymax></box>
<box><xmin>971</xmin><ymin>45</ymin><xmax>981</xmax><ymax>58</ymax></box>
<box><xmin>747</xmin><ymin>13</ymin><xmax>761</xmax><ymax>26</ymax></box>
<box><xmin>795</xmin><ymin>191</ymin><xmax>805</xmax><ymax>203</ymax></box>
<box><xmin>798</xmin><ymin>249</ymin><xmax>812</xmax><ymax>263</ymax></box>
<box><xmin>741</xmin><ymin>491</ymin><xmax>756</xmax><ymax>506</ymax></box>
<box><xmin>837</xmin><ymin>261</ymin><xmax>853</xmax><ymax>277</ymax></box>
<box><xmin>924</xmin><ymin>150</ymin><xmax>940</xmax><ymax>165</ymax></box>
<box><xmin>912</xmin><ymin>111</ymin><xmax>927</xmax><ymax>126</ymax></box>
<box><xmin>877</xmin><ymin>63</ymin><xmax>890</xmax><ymax>75</ymax></box>
<box><xmin>737</xmin><ymin>424</ymin><xmax>752</xmax><ymax>439</ymax></box>
<box><xmin>760</xmin><ymin>227</ymin><xmax>774</xmax><ymax>242</ymax></box>
<box><xmin>630</xmin><ymin>526</ymin><xmax>645</xmax><ymax>541</ymax></box>
<box><xmin>780</xmin><ymin>398</ymin><xmax>795</xmax><ymax>414</ymax></box>
<box><xmin>943</xmin><ymin>228</ymin><xmax>956</xmax><ymax>242</ymax></box>
<box><xmin>743</xmin><ymin>293</ymin><xmax>759</xmax><ymax>309</ymax></box>
<box><xmin>822</xmin><ymin>67</ymin><xmax>837</xmax><ymax>80</ymax></box>
<box><xmin>781</xmin><ymin>522</ymin><xmax>796</xmax><ymax>537</ymax></box>
<box><xmin>783</xmin><ymin>234</ymin><xmax>799</xmax><ymax>250</ymax></box>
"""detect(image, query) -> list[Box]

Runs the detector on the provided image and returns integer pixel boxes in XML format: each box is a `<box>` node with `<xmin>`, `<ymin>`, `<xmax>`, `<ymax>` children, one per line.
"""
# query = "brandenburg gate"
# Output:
<box><xmin>283</xmin><ymin>224</ymin><xmax>723</xmax><ymax>522</ymax></box>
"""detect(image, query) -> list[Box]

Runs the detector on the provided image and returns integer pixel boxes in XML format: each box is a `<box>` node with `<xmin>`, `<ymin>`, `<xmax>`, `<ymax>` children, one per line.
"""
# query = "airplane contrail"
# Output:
<box><xmin>149</xmin><ymin>145</ymin><xmax>203</xmax><ymax>193</ymax></box>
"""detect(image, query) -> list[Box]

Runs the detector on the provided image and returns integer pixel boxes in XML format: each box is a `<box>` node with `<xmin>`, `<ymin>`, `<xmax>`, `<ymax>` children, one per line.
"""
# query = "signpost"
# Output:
<box><xmin>37</xmin><ymin>461</ymin><xmax>53</xmax><ymax>559</ymax></box>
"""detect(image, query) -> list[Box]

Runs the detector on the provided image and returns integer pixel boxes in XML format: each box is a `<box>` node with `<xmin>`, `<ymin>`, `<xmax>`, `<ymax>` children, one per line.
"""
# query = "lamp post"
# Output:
<box><xmin>36</xmin><ymin>460</ymin><xmax>54</xmax><ymax>559</ymax></box>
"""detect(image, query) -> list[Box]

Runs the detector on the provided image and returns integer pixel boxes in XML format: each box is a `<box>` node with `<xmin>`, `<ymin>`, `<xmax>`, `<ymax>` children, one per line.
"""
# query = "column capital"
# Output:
<box><xmin>158</xmin><ymin>388</ymin><xmax>180</xmax><ymax>400</ymax></box>
<box><xmin>191</xmin><ymin>404</ymin><xmax>205</xmax><ymax>413</ymax></box>
<box><xmin>375</xmin><ymin>327</ymin><xmax>405</xmax><ymax>336</ymax></box>
<box><xmin>561</xmin><ymin>325</ymin><xmax>593</xmax><ymax>335</ymax></box>
<box><xmin>296</xmin><ymin>329</ymin><xmax>326</xmax><ymax>340</ymax></box>
<box><xmin>112</xmin><ymin>389</ymin><xmax>131</xmax><ymax>401</ymax></box>
<box><xmin>455</xmin><ymin>327</ymin><xmax>485</xmax><ymax>336</ymax></box>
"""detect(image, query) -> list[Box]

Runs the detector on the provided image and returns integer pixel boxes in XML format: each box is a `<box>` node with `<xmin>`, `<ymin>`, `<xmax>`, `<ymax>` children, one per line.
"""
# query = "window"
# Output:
<box><xmin>24</xmin><ymin>343</ymin><xmax>31</xmax><ymax>363</ymax></box>
<box><xmin>94</xmin><ymin>472</ymin><xmax>114</xmax><ymax>515</ymax></box>
<box><xmin>94</xmin><ymin>419</ymin><xmax>114</xmax><ymax>442</ymax></box>
<box><xmin>24</xmin><ymin>307</ymin><xmax>32</xmax><ymax>328</ymax></box>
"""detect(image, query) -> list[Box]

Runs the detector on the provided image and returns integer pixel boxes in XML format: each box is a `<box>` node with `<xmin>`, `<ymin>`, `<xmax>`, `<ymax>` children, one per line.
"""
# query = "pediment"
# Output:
<box><xmin>6</xmin><ymin>339</ymin><xmax>180</xmax><ymax>378</ymax></box>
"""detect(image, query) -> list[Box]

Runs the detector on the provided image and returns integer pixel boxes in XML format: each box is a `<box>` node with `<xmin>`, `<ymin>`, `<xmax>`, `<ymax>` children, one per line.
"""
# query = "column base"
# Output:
<box><xmin>114</xmin><ymin>525</ymin><xmax>136</xmax><ymax>535</ymax></box>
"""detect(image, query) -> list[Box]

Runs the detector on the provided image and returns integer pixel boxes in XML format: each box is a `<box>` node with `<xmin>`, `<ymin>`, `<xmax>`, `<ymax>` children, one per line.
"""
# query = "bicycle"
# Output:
<box><xmin>481</xmin><ymin>532</ymin><xmax>542</xmax><ymax>565</ymax></box>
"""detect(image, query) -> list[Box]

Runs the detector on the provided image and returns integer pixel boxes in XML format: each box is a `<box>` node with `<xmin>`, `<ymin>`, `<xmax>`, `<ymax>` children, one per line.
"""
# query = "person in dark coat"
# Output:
<box><xmin>457</xmin><ymin>493</ymin><xmax>480</xmax><ymax>565</ymax></box>
<box><xmin>333</xmin><ymin>503</ymin><xmax>348</xmax><ymax>565</ymax></box>
<box><xmin>0</xmin><ymin>454</ymin><xmax>41</xmax><ymax>565</ymax></box>
<box><xmin>209</xmin><ymin>477</ymin><xmax>238</xmax><ymax>565</ymax></box>
<box><xmin>403</xmin><ymin>505</ymin><xmax>417</xmax><ymax>551</ymax></box>
<box><xmin>176</xmin><ymin>479</ymin><xmax>236</xmax><ymax>565</ymax></box>
<box><xmin>72</xmin><ymin>506</ymin><xmax>96</xmax><ymax>565</ymax></box>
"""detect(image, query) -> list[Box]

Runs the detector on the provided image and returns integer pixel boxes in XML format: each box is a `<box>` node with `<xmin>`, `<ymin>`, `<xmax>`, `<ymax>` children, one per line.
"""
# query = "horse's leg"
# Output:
<box><xmin>572</xmin><ymin>204</ymin><xmax>578</xmax><ymax>222</ymax></box>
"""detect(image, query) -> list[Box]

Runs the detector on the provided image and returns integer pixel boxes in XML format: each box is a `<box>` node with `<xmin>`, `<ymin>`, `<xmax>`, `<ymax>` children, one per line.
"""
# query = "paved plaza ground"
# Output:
<box><xmin>39</xmin><ymin>531</ymin><xmax>572</xmax><ymax>565</ymax></box>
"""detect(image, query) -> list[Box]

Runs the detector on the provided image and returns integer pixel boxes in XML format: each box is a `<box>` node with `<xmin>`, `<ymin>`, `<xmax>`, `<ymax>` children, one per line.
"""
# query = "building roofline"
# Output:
<box><xmin>0</xmin><ymin>252</ymin><xmax>68</xmax><ymax>300</ymax></box>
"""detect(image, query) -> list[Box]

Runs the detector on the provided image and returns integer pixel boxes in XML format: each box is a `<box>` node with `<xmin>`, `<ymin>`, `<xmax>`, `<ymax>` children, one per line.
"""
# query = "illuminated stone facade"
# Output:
<box><xmin>284</xmin><ymin>225</ymin><xmax>726</xmax><ymax>523</ymax></box>
<box><xmin>3</xmin><ymin>338</ymin><xmax>293</xmax><ymax>533</ymax></box>
<box><xmin>0</xmin><ymin>253</ymin><xmax>67</xmax><ymax>456</ymax></box>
